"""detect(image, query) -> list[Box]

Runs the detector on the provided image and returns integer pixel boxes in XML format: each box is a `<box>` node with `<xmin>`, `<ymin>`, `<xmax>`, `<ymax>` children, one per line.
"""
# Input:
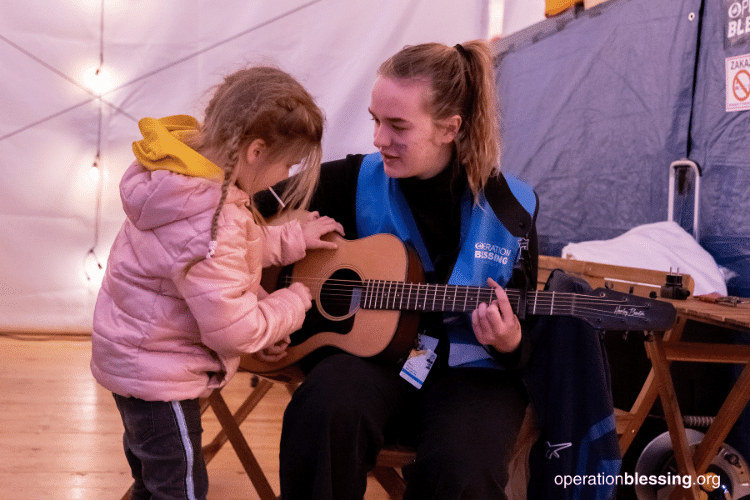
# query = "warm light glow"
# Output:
<box><xmin>79</xmin><ymin>63</ymin><xmax>119</xmax><ymax>95</ymax></box>
<box><xmin>87</xmin><ymin>164</ymin><xmax>100</xmax><ymax>183</ymax></box>
<box><xmin>76</xmin><ymin>159</ymin><xmax>102</xmax><ymax>192</ymax></box>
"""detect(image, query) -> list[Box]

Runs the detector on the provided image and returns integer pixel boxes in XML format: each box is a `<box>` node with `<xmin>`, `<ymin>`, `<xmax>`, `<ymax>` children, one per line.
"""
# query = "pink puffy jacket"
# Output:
<box><xmin>91</xmin><ymin>162</ymin><xmax>308</xmax><ymax>401</ymax></box>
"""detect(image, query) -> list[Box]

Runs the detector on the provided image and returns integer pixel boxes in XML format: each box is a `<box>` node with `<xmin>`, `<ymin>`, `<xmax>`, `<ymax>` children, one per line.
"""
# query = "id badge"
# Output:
<box><xmin>399</xmin><ymin>334</ymin><xmax>438</xmax><ymax>389</ymax></box>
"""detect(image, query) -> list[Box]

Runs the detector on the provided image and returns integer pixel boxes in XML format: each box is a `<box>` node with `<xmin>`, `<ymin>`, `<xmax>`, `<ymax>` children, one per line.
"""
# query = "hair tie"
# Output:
<box><xmin>206</xmin><ymin>240</ymin><xmax>217</xmax><ymax>259</ymax></box>
<box><xmin>454</xmin><ymin>43</ymin><xmax>470</xmax><ymax>60</ymax></box>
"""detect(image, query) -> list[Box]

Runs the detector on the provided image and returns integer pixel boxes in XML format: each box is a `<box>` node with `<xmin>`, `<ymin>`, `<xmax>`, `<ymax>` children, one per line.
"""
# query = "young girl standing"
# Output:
<box><xmin>91</xmin><ymin>66</ymin><xmax>342</xmax><ymax>500</ymax></box>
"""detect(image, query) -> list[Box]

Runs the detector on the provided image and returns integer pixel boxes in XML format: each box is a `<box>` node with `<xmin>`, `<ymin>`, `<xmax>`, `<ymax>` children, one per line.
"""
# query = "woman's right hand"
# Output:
<box><xmin>288</xmin><ymin>281</ymin><xmax>312</xmax><ymax>310</ymax></box>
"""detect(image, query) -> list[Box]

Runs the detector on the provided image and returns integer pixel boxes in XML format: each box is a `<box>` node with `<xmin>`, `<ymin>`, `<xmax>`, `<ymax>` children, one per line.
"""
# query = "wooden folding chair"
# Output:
<box><xmin>239</xmin><ymin>362</ymin><xmax>419</xmax><ymax>500</ymax></box>
<box><xmin>117</xmin><ymin>357</ymin><xmax>418</xmax><ymax>500</ymax></box>
<box><xmin>119</xmin><ymin>374</ymin><xmax>282</xmax><ymax>500</ymax></box>
<box><xmin>537</xmin><ymin>255</ymin><xmax>695</xmax><ymax>456</ymax></box>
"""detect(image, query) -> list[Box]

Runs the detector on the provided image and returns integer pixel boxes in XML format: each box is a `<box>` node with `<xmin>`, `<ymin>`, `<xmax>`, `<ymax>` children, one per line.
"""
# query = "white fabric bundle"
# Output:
<box><xmin>561</xmin><ymin>221</ymin><xmax>727</xmax><ymax>296</ymax></box>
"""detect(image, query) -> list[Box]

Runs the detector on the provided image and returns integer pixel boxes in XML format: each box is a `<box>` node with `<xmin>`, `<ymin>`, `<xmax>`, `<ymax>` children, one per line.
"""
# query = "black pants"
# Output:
<box><xmin>279</xmin><ymin>351</ymin><xmax>528</xmax><ymax>500</ymax></box>
<box><xmin>113</xmin><ymin>394</ymin><xmax>208</xmax><ymax>500</ymax></box>
<box><xmin>279</xmin><ymin>270</ymin><xmax>620</xmax><ymax>500</ymax></box>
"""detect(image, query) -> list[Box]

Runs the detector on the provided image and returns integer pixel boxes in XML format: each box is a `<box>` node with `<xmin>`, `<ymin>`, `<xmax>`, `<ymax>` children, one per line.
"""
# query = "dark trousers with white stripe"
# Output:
<box><xmin>113</xmin><ymin>394</ymin><xmax>208</xmax><ymax>500</ymax></box>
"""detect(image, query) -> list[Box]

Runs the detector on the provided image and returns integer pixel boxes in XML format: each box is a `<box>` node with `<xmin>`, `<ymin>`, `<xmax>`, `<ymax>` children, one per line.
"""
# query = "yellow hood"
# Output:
<box><xmin>132</xmin><ymin>115</ymin><xmax>224</xmax><ymax>180</ymax></box>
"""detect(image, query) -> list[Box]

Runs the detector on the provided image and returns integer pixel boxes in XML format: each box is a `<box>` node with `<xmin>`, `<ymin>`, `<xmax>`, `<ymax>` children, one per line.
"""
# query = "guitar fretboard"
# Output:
<box><xmin>282</xmin><ymin>272</ymin><xmax>672</xmax><ymax>330</ymax></box>
<box><xmin>362</xmin><ymin>280</ymin><xmax>575</xmax><ymax>316</ymax></box>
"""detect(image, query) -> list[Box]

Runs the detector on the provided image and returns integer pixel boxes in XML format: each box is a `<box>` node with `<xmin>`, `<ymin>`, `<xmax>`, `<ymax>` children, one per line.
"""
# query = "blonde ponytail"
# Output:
<box><xmin>378</xmin><ymin>40</ymin><xmax>500</xmax><ymax>199</ymax></box>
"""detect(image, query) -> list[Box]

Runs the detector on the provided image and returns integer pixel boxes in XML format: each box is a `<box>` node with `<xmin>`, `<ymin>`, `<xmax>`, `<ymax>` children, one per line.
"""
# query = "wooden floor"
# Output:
<box><xmin>0</xmin><ymin>335</ymin><xmax>391</xmax><ymax>500</ymax></box>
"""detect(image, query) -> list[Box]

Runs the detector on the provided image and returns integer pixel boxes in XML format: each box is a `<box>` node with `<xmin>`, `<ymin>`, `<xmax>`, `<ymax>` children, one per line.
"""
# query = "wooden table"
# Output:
<box><xmin>617</xmin><ymin>298</ymin><xmax>750</xmax><ymax>500</ymax></box>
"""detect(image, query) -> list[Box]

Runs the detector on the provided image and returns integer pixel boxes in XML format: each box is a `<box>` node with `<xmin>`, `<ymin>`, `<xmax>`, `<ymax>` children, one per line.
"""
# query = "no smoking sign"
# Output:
<box><xmin>726</xmin><ymin>53</ymin><xmax>750</xmax><ymax>112</ymax></box>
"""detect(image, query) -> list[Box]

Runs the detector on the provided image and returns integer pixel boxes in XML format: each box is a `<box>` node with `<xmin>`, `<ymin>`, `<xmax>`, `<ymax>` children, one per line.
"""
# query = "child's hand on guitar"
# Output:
<box><xmin>471</xmin><ymin>277</ymin><xmax>522</xmax><ymax>353</ymax></box>
<box><xmin>288</xmin><ymin>282</ymin><xmax>313</xmax><ymax>310</ymax></box>
<box><xmin>256</xmin><ymin>336</ymin><xmax>291</xmax><ymax>362</ymax></box>
<box><xmin>301</xmin><ymin>211</ymin><xmax>345</xmax><ymax>250</ymax></box>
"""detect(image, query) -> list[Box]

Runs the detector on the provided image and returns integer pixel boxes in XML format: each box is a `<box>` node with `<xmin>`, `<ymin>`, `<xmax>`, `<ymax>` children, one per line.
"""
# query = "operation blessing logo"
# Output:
<box><xmin>727</xmin><ymin>0</ymin><xmax>750</xmax><ymax>47</ymax></box>
<box><xmin>474</xmin><ymin>242</ymin><xmax>512</xmax><ymax>265</ymax></box>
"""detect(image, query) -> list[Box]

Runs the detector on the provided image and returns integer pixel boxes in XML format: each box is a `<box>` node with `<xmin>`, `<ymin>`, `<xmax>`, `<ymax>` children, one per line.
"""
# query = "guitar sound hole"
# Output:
<box><xmin>319</xmin><ymin>268</ymin><xmax>363</xmax><ymax>319</ymax></box>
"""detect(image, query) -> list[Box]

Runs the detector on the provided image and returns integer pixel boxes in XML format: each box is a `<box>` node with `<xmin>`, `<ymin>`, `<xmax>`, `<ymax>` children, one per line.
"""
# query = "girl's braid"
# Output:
<box><xmin>206</xmin><ymin>131</ymin><xmax>242</xmax><ymax>258</ymax></box>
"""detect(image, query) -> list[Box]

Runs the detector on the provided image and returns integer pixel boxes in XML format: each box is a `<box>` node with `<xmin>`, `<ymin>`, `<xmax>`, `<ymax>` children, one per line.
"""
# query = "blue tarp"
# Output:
<box><xmin>691</xmin><ymin>0</ymin><xmax>750</xmax><ymax>296</ymax></box>
<box><xmin>495</xmin><ymin>0</ymin><xmax>749</xmax><ymax>296</ymax></box>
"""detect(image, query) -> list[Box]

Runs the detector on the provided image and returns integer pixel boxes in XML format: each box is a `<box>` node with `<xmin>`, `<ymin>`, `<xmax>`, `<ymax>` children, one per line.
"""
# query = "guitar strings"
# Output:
<box><xmin>279</xmin><ymin>275</ymin><xmax>648</xmax><ymax>305</ymax></box>
<box><xmin>275</xmin><ymin>275</ymin><xmax>653</xmax><ymax>320</ymax></box>
<box><xmin>278</xmin><ymin>275</ymin><xmax>647</xmax><ymax>307</ymax></box>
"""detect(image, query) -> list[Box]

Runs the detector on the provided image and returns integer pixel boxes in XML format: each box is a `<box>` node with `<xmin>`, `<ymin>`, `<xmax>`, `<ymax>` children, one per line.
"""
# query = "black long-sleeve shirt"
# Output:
<box><xmin>255</xmin><ymin>154</ymin><xmax>539</xmax><ymax>367</ymax></box>
<box><xmin>257</xmin><ymin>154</ymin><xmax>538</xmax><ymax>287</ymax></box>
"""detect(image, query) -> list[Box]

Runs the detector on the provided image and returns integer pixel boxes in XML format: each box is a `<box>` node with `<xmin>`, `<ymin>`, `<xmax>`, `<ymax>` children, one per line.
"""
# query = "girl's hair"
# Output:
<box><xmin>378</xmin><ymin>40</ymin><xmax>499</xmax><ymax>198</ymax></box>
<box><xmin>190</xmin><ymin>66</ymin><xmax>324</xmax><ymax>246</ymax></box>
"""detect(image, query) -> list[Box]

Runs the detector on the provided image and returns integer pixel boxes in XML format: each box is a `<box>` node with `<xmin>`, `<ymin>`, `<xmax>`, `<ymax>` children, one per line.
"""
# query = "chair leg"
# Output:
<box><xmin>119</xmin><ymin>485</ymin><xmax>133</xmax><ymax>500</ymax></box>
<box><xmin>370</xmin><ymin>466</ymin><xmax>406</xmax><ymax>499</ymax></box>
<box><xmin>202</xmin><ymin>378</ymin><xmax>274</xmax><ymax>462</ymax></box>
<box><xmin>206</xmin><ymin>388</ymin><xmax>278</xmax><ymax>500</ymax></box>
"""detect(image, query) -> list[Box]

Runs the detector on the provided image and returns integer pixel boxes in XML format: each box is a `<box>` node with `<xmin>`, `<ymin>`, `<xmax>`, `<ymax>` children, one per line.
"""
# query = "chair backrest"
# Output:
<box><xmin>537</xmin><ymin>256</ymin><xmax>694</xmax><ymax>298</ymax></box>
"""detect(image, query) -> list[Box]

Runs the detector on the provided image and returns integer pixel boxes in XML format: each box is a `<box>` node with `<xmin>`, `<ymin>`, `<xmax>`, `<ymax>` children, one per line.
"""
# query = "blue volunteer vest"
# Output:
<box><xmin>355</xmin><ymin>153</ymin><xmax>537</xmax><ymax>368</ymax></box>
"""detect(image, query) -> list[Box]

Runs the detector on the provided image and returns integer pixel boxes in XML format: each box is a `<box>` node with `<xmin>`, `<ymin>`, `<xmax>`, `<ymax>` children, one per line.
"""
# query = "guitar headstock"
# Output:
<box><xmin>579</xmin><ymin>288</ymin><xmax>677</xmax><ymax>331</ymax></box>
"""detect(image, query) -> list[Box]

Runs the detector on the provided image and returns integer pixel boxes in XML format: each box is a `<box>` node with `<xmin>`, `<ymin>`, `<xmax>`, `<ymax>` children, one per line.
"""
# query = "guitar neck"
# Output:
<box><xmin>362</xmin><ymin>280</ymin><xmax>562</xmax><ymax>316</ymax></box>
<box><xmin>359</xmin><ymin>279</ymin><xmax>676</xmax><ymax>331</ymax></box>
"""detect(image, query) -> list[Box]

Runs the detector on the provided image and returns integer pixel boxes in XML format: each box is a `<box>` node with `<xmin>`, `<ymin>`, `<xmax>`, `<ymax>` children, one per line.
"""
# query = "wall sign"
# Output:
<box><xmin>726</xmin><ymin>53</ymin><xmax>750</xmax><ymax>111</ymax></box>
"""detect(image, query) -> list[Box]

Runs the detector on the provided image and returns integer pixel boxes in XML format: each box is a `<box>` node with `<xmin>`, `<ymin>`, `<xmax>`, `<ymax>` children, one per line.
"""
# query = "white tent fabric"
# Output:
<box><xmin>0</xmin><ymin>0</ymin><xmax>488</xmax><ymax>333</ymax></box>
<box><xmin>502</xmin><ymin>0</ymin><xmax>544</xmax><ymax>34</ymax></box>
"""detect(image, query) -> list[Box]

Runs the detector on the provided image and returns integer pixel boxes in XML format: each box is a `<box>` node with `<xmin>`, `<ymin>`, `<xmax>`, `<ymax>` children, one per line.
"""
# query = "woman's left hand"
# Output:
<box><xmin>471</xmin><ymin>277</ymin><xmax>522</xmax><ymax>353</ymax></box>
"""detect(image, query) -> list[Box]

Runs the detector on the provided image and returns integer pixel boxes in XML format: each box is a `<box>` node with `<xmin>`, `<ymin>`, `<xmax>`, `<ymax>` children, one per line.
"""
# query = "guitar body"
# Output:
<box><xmin>242</xmin><ymin>233</ymin><xmax>424</xmax><ymax>375</ymax></box>
<box><xmin>240</xmin><ymin>231</ymin><xmax>677</xmax><ymax>377</ymax></box>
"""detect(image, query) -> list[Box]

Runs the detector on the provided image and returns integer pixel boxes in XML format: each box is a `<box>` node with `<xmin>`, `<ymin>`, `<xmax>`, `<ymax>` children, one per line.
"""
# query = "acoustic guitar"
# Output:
<box><xmin>243</xmin><ymin>233</ymin><xmax>677</xmax><ymax>375</ymax></box>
